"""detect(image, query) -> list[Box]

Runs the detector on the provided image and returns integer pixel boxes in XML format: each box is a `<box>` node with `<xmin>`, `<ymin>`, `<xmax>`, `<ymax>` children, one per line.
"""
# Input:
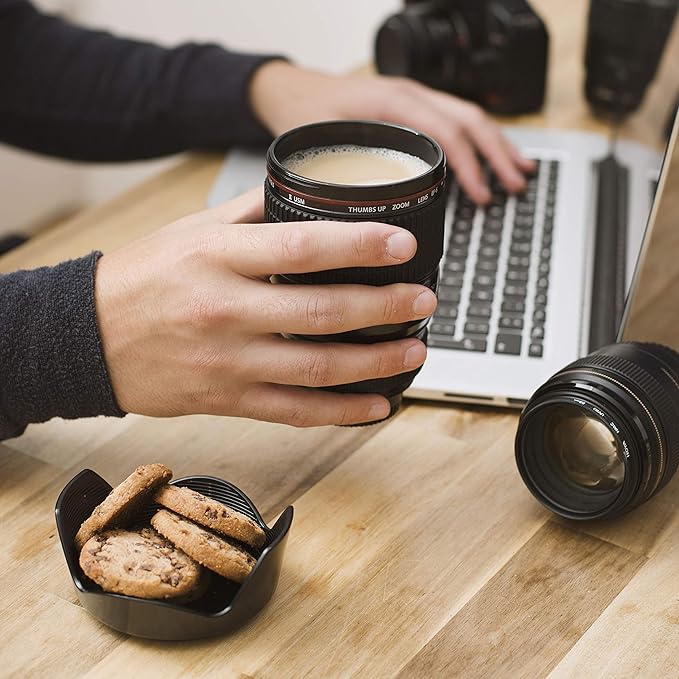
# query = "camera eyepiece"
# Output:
<box><xmin>515</xmin><ymin>342</ymin><xmax>679</xmax><ymax>520</ymax></box>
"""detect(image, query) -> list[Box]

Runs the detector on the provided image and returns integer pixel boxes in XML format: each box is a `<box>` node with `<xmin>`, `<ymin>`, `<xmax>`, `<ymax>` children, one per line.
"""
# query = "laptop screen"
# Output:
<box><xmin>620</xmin><ymin>108</ymin><xmax>679</xmax><ymax>352</ymax></box>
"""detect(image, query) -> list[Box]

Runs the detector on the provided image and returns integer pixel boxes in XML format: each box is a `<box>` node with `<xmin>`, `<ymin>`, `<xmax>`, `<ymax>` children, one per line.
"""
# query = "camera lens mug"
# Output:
<box><xmin>515</xmin><ymin>342</ymin><xmax>679</xmax><ymax>520</ymax></box>
<box><xmin>265</xmin><ymin>120</ymin><xmax>446</xmax><ymax>423</ymax></box>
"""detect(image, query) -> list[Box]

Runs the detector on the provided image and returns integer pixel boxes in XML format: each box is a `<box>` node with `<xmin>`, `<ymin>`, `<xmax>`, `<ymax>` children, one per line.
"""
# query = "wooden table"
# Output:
<box><xmin>2</xmin><ymin>1</ymin><xmax>679</xmax><ymax>677</ymax></box>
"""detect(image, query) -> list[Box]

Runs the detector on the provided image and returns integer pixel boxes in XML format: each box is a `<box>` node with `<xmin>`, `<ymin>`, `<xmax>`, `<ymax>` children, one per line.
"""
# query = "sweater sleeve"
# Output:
<box><xmin>0</xmin><ymin>253</ymin><xmax>124</xmax><ymax>440</ymax></box>
<box><xmin>0</xmin><ymin>0</ymin><xmax>279</xmax><ymax>161</ymax></box>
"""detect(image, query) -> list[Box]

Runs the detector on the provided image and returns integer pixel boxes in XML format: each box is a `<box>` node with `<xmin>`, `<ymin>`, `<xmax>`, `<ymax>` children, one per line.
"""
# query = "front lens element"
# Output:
<box><xmin>544</xmin><ymin>404</ymin><xmax>624</xmax><ymax>491</ymax></box>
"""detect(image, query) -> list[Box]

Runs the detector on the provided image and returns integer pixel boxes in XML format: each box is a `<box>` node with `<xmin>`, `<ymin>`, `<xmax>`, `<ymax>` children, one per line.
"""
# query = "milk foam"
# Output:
<box><xmin>283</xmin><ymin>144</ymin><xmax>431</xmax><ymax>185</ymax></box>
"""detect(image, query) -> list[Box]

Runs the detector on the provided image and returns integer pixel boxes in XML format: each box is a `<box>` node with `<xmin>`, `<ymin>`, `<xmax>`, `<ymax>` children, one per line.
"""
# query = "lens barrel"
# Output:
<box><xmin>584</xmin><ymin>0</ymin><xmax>678</xmax><ymax>118</ymax></box>
<box><xmin>265</xmin><ymin>120</ymin><xmax>446</xmax><ymax>421</ymax></box>
<box><xmin>515</xmin><ymin>342</ymin><xmax>679</xmax><ymax>520</ymax></box>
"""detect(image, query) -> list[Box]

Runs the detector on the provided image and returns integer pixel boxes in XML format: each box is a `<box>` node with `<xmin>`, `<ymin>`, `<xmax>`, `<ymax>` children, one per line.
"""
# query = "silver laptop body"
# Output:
<box><xmin>408</xmin><ymin>126</ymin><xmax>663</xmax><ymax>407</ymax></box>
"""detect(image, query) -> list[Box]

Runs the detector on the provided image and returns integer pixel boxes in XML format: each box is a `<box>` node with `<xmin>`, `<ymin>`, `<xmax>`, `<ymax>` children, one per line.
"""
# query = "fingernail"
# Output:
<box><xmin>478</xmin><ymin>186</ymin><xmax>491</xmax><ymax>203</ymax></box>
<box><xmin>413</xmin><ymin>290</ymin><xmax>437</xmax><ymax>316</ymax></box>
<box><xmin>386</xmin><ymin>231</ymin><xmax>416</xmax><ymax>260</ymax></box>
<box><xmin>368</xmin><ymin>401</ymin><xmax>391</xmax><ymax>421</ymax></box>
<box><xmin>404</xmin><ymin>343</ymin><xmax>426</xmax><ymax>368</ymax></box>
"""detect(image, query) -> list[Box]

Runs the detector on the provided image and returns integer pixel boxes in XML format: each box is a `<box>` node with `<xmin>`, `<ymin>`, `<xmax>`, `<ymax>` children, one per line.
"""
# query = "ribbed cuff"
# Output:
<box><xmin>0</xmin><ymin>251</ymin><xmax>125</xmax><ymax>439</ymax></box>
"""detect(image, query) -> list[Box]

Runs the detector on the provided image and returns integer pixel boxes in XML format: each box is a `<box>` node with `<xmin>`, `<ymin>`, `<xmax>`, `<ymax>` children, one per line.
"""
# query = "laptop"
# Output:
<box><xmin>207</xmin><ymin>117</ymin><xmax>673</xmax><ymax>407</ymax></box>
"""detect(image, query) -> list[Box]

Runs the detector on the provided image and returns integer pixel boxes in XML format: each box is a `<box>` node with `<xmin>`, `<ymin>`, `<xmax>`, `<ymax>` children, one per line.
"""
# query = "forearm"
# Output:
<box><xmin>0</xmin><ymin>0</ymin><xmax>278</xmax><ymax>161</ymax></box>
<box><xmin>0</xmin><ymin>253</ymin><xmax>124</xmax><ymax>440</ymax></box>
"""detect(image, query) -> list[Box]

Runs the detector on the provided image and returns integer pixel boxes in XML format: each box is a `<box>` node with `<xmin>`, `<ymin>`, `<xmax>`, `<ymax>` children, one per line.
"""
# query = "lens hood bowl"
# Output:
<box><xmin>55</xmin><ymin>469</ymin><xmax>293</xmax><ymax>640</ymax></box>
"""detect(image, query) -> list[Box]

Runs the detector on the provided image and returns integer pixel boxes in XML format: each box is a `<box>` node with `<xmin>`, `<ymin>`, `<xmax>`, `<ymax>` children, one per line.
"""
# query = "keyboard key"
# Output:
<box><xmin>536</xmin><ymin>276</ymin><xmax>549</xmax><ymax>290</ymax></box>
<box><xmin>474</xmin><ymin>273</ymin><xmax>495</xmax><ymax>287</ymax></box>
<box><xmin>429</xmin><ymin>336</ymin><xmax>487</xmax><ymax>352</ymax></box>
<box><xmin>448</xmin><ymin>246</ymin><xmax>468</xmax><ymax>259</ymax></box>
<box><xmin>531</xmin><ymin>325</ymin><xmax>545</xmax><ymax>339</ymax></box>
<box><xmin>495</xmin><ymin>333</ymin><xmax>522</xmax><ymax>355</ymax></box>
<box><xmin>451</xmin><ymin>232</ymin><xmax>470</xmax><ymax>246</ymax></box>
<box><xmin>465</xmin><ymin>320</ymin><xmax>490</xmax><ymax>336</ymax></box>
<box><xmin>483</xmin><ymin>217</ymin><xmax>504</xmax><ymax>232</ymax></box>
<box><xmin>456</xmin><ymin>204</ymin><xmax>475</xmax><ymax>220</ymax></box>
<box><xmin>504</xmin><ymin>284</ymin><xmax>527</xmax><ymax>297</ymax></box>
<box><xmin>435</xmin><ymin>304</ymin><xmax>458</xmax><ymax>320</ymax></box>
<box><xmin>500</xmin><ymin>316</ymin><xmax>524</xmax><ymax>331</ymax></box>
<box><xmin>444</xmin><ymin>259</ymin><xmax>466</xmax><ymax>273</ymax></box>
<box><xmin>481</xmin><ymin>232</ymin><xmax>502</xmax><ymax>246</ymax></box>
<box><xmin>470</xmin><ymin>289</ymin><xmax>493</xmax><ymax>303</ymax></box>
<box><xmin>430</xmin><ymin>321</ymin><xmax>455</xmax><ymax>336</ymax></box>
<box><xmin>534</xmin><ymin>292</ymin><xmax>548</xmax><ymax>307</ymax></box>
<box><xmin>439</xmin><ymin>287</ymin><xmax>462</xmax><ymax>302</ymax></box>
<box><xmin>502</xmin><ymin>298</ymin><xmax>525</xmax><ymax>313</ymax></box>
<box><xmin>528</xmin><ymin>342</ymin><xmax>544</xmax><ymax>357</ymax></box>
<box><xmin>476</xmin><ymin>260</ymin><xmax>498</xmax><ymax>272</ymax></box>
<box><xmin>479</xmin><ymin>245</ymin><xmax>500</xmax><ymax>258</ymax></box>
<box><xmin>538</xmin><ymin>261</ymin><xmax>550</xmax><ymax>275</ymax></box>
<box><xmin>441</xmin><ymin>273</ymin><xmax>464</xmax><ymax>287</ymax></box>
<box><xmin>514</xmin><ymin>216</ymin><xmax>534</xmax><ymax>230</ymax></box>
<box><xmin>453</xmin><ymin>219</ymin><xmax>473</xmax><ymax>233</ymax></box>
<box><xmin>533</xmin><ymin>309</ymin><xmax>546</xmax><ymax>323</ymax></box>
<box><xmin>467</xmin><ymin>303</ymin><xmax>492</xmax><ymax>319</ymax></box>
<box><xmin>509</xmin><ymin>255</ymin><xmax>530</xmax><ymax>268</ymax></box>
<box><xmin>510</xmin><ymin>242</ymin><xmax>532</xmax><ymax>255</ymax></box>
<box><xmin>506</xmin><ymin>269</ymin><xmax>529</xmax><ymax>282</ymax></box>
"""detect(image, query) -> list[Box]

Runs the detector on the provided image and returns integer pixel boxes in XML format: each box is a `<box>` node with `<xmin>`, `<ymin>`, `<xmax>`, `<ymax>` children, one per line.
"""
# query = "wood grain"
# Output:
<box><xmin>397</xmin><ymin>522</ymin><xmax>645</xmax><ymax>679</ymax></box>
<box><xmin>1</xmin><ymin>0</ymin><xmax>679</xmax><ymax>677</ymax></box>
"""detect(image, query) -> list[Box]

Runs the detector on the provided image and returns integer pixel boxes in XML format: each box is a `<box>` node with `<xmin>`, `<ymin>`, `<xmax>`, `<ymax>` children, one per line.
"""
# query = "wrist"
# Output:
<box><xmin>249</xmin><ymin>59</ymin><xmax>297</xmax><ymax>135</ymax></box>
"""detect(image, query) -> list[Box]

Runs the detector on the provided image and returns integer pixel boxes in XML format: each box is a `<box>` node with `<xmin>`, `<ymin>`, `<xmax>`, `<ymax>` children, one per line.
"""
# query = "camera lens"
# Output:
<box><xmin>584</xmin><ymin>0</ymin><xmax>678</xmax><ymax>118</ymax></box>
<box><xmin>265</xmin><ymin>120</ymin><xmax>446</xmax><ymax>422</ymax></box>
<box><xmin>515</xmin><ymin>342</ymin><xmax>679</xmax><ymax>519</ymax></box>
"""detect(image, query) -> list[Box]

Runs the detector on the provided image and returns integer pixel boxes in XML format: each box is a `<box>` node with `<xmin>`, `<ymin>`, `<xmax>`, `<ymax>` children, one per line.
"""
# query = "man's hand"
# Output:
<box><xmin>95</xmin><ymin>189</ymin><xmax>436</xmax><ymax>427</ymax></box>
<box><xmin>250</xmin><ymin>61</ymin><xmax>536</xmax><ymax>205</ymax></box>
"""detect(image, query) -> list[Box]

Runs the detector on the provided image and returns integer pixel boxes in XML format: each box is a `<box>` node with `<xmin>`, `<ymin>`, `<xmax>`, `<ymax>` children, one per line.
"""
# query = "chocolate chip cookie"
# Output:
<box><xmin>154</xmin><ymin>484</ymin><xmax>266</xmax><ymax>548</ymax></box>
<box><xmin>151</xmin><ymin>509</ymin><xmax>256</xmax><ymax>583</ymax></box>
<box><xmin>75</xmin><ymin>463</ymin><xmax>173</xmax><ymax>551</ymax></box>
<box><xmin>79</xmin><ymin>527</ymin><xmax>203</xmax><ymax>599</ymax></box>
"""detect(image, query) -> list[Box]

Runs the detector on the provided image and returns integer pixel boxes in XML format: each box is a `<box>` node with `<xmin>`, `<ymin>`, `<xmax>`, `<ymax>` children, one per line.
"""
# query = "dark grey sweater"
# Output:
<box><xmin>0</xmin><ymin>0</ymin><xmax>277</xmax><ymax>439</ymax></box>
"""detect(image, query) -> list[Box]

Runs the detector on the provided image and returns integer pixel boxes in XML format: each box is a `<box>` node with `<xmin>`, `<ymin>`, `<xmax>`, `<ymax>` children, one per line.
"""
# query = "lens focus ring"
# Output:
<box><xmin>264</xmin><ymin>182</ymin><xmax>445</xmax><ymax>286</ymax></box>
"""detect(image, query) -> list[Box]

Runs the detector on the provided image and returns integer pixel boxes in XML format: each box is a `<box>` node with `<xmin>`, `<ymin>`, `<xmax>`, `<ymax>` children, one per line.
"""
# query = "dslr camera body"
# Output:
<box><xmin>375</xmin><ymin>0</ymin><xmax>549</xmax><ymax>115</ymax></box>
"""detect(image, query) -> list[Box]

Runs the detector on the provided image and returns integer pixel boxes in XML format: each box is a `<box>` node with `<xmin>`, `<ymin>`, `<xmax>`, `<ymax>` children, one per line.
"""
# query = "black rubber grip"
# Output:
<box><xmin>265</xmin><ymin>182</ymin><xmax>445</xmax><ymax>286</ymax></box>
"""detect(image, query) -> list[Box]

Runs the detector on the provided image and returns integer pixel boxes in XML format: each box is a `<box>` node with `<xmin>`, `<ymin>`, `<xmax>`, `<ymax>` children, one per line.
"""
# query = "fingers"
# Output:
<box><xmin>458</xmin><ymin>112</ymin><xmax>527</xmax><ymax>194</ymax></box>
<box><xmin>506</xmin><ymin>141</ymin><xmax>537</xmax><ymax>174</ymax></box>
<box><xmin>384</xmin><ymin>95</ymin><xmax>491</xmax><ymax>204</ymax></box>
<box><xmin>222</xmin><ymin>221</ymin><xmax>418</xmax><ymax>278</ymax></box>
<box><xmin>245</xmin><ymin>336</ymin><xmax>427</xmax><ymax>387</ymax></box>
<box><xmin>244</xmin><ymin>282</ymin><xmax>437</xmax><ymax>334</ymax></box>
<box><xmin>380</xmin><ymin>78</ymin><xmax>533</xmax><ymax>201</ymax></box>
<box><xmin>237</xmin><ymin>383</ymin><xmax>392</xmax><ymax>427</ymax></box>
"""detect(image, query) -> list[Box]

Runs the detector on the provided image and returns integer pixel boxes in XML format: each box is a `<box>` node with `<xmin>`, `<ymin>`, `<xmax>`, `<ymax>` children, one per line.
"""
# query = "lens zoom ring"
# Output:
<box><xmin>265</xmin><ymin>183</ymin><xmax>445</xmax><ymax>285</ymax></box>
<box><xmin>567</xmin><ymin>346</ymin><xmax>679</xmax><ymax>488</ymax></box>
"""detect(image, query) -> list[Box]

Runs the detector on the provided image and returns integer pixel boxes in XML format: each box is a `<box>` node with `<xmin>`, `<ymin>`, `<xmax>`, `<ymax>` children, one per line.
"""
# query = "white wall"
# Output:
<box><xmin>1</xmin><ymin>0</ymin><xmax>399</xmax><ymax>234</ymax></box>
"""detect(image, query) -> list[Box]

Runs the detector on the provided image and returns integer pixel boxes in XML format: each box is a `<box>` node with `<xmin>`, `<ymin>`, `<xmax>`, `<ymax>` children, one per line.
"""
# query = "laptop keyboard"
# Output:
<box><xmin>429</xmin><ymin>159</ymin><xmax>560</xmax><ymax>358</ymax></box>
